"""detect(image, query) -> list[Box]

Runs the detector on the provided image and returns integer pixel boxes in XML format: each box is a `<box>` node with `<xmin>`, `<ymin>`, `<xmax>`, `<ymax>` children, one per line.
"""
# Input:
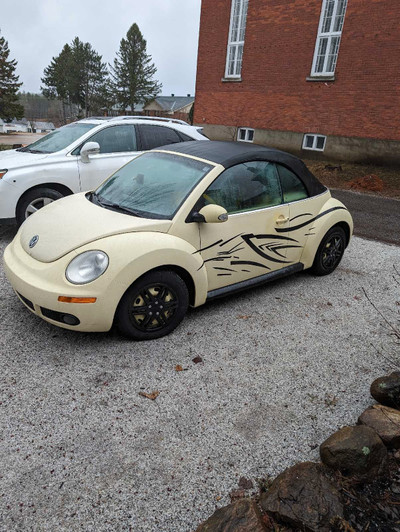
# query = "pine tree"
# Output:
<box><xmin>41</xmin><ymin>44</ymin><xmax>74</xmax><ymax>123</ymax></box>
<box><xmin>41</xmin><ymin>38</ymin><xmax>109</xmax><ymax>119</ymax></box>
<box><xmin>111</xmin><ymin>23</ymin><xmax>162</xmax><ymax>113</ymax></box>
<box><xmin>0</xmin><ymin>30</ymin><xmax>24</xmax><ymax>121</ymax></box>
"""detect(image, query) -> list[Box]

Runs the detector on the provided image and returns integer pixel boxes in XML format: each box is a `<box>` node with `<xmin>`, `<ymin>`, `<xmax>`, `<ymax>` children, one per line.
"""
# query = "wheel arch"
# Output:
<box><xmin>16</xmin><ymin>183</ymin><xmax>74</xmax><ymax>214</ymax></box>
<box><xmin>301</xmin><ymin>204</ymin><xmax>353</xmax><ymax>269</ymax></box>
<box><xmin>112</xmin><ymin>264</ymin><xmax>197</xmax><ymax>329</ymax></box>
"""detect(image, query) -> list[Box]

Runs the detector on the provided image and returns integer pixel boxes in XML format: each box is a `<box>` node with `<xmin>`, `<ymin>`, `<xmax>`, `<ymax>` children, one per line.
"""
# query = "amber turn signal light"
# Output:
<box><xmin>58</xmin><ymin>296</ymin><xmax>97</xmax><ymax>304</ymax></box>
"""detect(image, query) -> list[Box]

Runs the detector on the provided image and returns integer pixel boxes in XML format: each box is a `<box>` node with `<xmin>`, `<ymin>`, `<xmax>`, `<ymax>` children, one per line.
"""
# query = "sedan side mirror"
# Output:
<box><xmin>197</xmin><ymin>204</ymin><xmax>228</xmax><ymax>223</ymax></box>
<box><xmin>80</xmin><ymin>142</ymin><xmax>100</xmax><ymax>163</ymax></box>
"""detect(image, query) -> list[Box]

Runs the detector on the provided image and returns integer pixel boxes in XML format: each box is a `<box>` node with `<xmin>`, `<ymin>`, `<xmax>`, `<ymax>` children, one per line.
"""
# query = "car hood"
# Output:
<box><xmin>19</xmin><ymin>193</ymin><xmax>172</xmax><ymax>263</ymax></box>
<box><xmin>0</xmin><ymin>149</ymin><xmax>50</xmax><ymax>168</ymax></box>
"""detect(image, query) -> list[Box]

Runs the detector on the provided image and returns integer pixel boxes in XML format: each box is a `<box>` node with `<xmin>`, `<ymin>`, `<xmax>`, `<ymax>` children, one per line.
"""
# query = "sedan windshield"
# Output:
<box><xmin>94</xmin><ymin>152</ymin><xmax>213</xmax><ymax>219</ymax></box>
<box><xmin>18</xmin><ymin>123</ymin><xmax>97</xmax><ymax>154</ymax></box>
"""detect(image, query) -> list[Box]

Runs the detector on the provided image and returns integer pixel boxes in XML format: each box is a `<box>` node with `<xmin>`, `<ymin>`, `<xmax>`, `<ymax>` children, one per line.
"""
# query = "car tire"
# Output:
<box><xmin>16</xmin><ymin>187</ymin><xmax>64</xmax><ymax>226</ymax></box>
<box><xmin>310</xmin><ymin>226</ymin><xmax>346</xmax><ymax>276</ymax></box>
<box><xmin>116</xmin><ymin>270</ymin><xmax>189</xmax><ymax>340</ymax></box>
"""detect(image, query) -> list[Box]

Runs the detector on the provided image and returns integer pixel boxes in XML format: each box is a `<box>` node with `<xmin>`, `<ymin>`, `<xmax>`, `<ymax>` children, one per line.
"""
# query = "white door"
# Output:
<box><xmin>77</xmin><ymin>124</ymin><xmax>139</xmax><ymax>191</ymax></box>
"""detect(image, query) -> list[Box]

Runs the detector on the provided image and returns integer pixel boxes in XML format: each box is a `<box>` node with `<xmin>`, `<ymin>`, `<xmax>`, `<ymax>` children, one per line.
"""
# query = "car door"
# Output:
<box><xmin>196</xmin><ymin>161</ymin><xmax>293</xmax><ymax>292</ymax></box>
<box><xmin>77</xmin><ymin>124</ymin><xmax>139</xmax><ymax>191</ymax></box>
<box><xmin>275</xmin><ymin>164</ymin><xmax>327</xmax><ymax>263</ymax></box>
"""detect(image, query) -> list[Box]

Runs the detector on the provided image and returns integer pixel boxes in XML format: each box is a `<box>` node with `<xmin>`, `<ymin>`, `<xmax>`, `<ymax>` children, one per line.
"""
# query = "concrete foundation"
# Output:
<box><xmin>199</xmin><ymin>124</ymin><xmax>400</xmax><ymax>167</ymax></box>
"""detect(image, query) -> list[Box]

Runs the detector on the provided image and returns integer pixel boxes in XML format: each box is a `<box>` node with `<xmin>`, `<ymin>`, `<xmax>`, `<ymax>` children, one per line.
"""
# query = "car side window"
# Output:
<box><xmin>138</xmin><ymin>125</ymin><xmax>182</xmax><ymax>150</ymax></box>
<box><xmin>203</xmin><ymin>161</ymin><xmax>283</xmax><ymax>214</ymax></box>
<box><xmin>178</xmin><ymin>131</ymin><xmax>195</xmax><ymax>142</ymax></box>
<box><xmin>86</xmin><ymin>125</ymin><xmax>137</xmax><ymax>154</ymax></box>
<box><xmin>277</xmin><ymin>165</ymin><xmax>308</xmax><ymax>203</ymax></box>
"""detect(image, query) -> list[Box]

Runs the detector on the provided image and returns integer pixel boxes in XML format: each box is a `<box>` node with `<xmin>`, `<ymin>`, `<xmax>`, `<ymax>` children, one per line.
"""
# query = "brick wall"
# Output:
<box><xmin>194</xmin><ymin>0</ymin><xmax>400</xmax><ymax>142</ymax></box>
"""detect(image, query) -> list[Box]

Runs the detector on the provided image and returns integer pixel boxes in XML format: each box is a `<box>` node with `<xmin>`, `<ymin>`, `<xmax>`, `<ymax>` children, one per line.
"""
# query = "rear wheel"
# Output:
<box><xmin>310</xmin><ymin>226</ymin><xmax>346</xmax><ymax>276</ymax></box>
<box><xmin>16</xmin><ymin>187</ymin><xmax>64</xmax><ymax>226</ymax></box>
<box><xmin>116</xmin><ymin>270</ymin><xmax>189</xmax><ymax>340</ymax></box>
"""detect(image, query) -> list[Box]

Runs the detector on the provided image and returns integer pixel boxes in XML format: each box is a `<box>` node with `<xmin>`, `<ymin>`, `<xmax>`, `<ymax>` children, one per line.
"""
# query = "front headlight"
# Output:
<box><xmin>66</xmin><ymin>251</ymin><xmax>109</xmax><ymax>284</ymax></box>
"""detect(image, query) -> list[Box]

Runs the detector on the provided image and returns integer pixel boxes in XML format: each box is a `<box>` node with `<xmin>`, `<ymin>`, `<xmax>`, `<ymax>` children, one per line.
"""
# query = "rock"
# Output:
<box><xmin>260</xmin><ymin>462</ymin><xmax>343</xmax><ymax>531</ymax></box>
<box><xmin>320</xmin><ymin>425</ymin><xmax>388</xmax><ymax>480</ymax></box>
<box><xmin>358</xmin><ymin>404</ymin><xmax>400</xmax><ymax>449</ymax></box>
<box><xmin>229</xmin><ymin>489</ymin><xmax>245</xmax><ymax>501</ymax></box>
<box><xmin>196</xmin><ymin>499</ymin><xmax>267</xmax><ymax>532</ymax></box>
<box><xmin>238</xmin><ymin>476</ymin><xmax>254</xmax><ymax>490</ymax></box>
<box><xmin>370</xmin><ymin>372</ymin><xmax>400</xmax><ymax>409</ymax></box>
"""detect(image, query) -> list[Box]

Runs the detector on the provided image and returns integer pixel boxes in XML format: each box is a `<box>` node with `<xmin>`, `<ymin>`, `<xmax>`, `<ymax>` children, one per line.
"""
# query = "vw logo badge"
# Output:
<box><xmin>29</xmin><ymin>235</ymin><xmax>39</xmax><ymax>248</ymax></box>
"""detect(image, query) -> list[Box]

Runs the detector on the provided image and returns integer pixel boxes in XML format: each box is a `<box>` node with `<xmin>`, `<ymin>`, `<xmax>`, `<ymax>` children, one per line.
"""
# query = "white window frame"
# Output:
<box><xmin>237</xmin><ymin>127</ymin><xmax>254</xmax><ymax>143</ymax></box>
<box><xmin>302</xmin><ymin>134</ymin><xmax>327</xmax><ymax>152</ymax></box>
<box><xmin>311</xmin><ymin>0</ymin><xmax>348</xmax><ymax>77</ymax></box>
<box><xmin>225</xmin><ymin>0</ymin><xmax>249</xmax><ymax>79</ymax></box>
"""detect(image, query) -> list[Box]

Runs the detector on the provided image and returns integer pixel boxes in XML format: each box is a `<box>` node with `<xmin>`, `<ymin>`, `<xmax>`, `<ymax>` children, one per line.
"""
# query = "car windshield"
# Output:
<box><xmin>17</xmin><ymin>123</ymin><xmax>97</xmax><ymax>154</ymax></box>
<box><xmin>94</xmin><ymin>152</ymin><xmax>213</xmax><ymax>219</ymax></box>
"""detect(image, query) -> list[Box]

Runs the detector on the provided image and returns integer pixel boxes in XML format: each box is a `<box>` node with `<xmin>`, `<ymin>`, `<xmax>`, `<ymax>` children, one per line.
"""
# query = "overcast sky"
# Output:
<box><xmin>1</xmin><ymin>0</ymin><xmax>202</xmax><ymax>97</ymax></box>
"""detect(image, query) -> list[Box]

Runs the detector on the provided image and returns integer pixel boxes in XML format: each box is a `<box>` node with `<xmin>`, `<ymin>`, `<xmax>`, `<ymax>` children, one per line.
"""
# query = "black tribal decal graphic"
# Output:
<box><xmin>242</xmin><ymin>234</ymin><xmax>301</xmax><ymax>264</ymax></box>
<box><xmin>195</xmin><ymin>233</ymin><xmax>300</xmax><ymax>273</ymax></box>
<box><xmin>275</xmin><ymin>207</ymin><xmax>346</xmax><ymax>233</ymax></box>
<box><xmin>194</xmin><ymin>207</ymin><xmax>347</xmax><ymax>275</ymax></box>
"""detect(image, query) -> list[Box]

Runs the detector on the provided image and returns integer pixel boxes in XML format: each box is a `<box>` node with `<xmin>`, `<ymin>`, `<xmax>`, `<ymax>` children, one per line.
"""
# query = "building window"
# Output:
<box><xmin>311</xmin><ymin>0</ymin><xmax>348</xmax><ymax>77</ymax></box>
<box><xmin>238</xmin><ymin>127</ymin><xmax>254</xmax><ymax>143</ymax></box>
<box><xmin>225</xmin><ymin>0</ymin><xmax>249</xmax><ymax>78</ymax></box>
<box><xmin>302</xmin><ymin>134</ymin><xmax>327</xmax><ymax>151</ymax></box>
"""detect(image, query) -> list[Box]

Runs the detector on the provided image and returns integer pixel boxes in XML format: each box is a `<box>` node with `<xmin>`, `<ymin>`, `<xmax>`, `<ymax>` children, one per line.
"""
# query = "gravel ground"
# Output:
<box><xmin>0</xmin><ymin>225</ymin><xmax>399</xmax><ymax>532</ymax></box>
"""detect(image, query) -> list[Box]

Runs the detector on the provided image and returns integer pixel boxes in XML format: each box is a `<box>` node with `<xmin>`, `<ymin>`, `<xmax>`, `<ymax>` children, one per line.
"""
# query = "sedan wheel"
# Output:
<box><xmin>16</xmin><ymin>187</ymin><xmax>64</xmax><ymax>226</ymax></box>
<box><xmin>116</xmin><ymin>271</ymin><xmax>189</xmax><ymax>340</ymax></box>
<box><xmin>311</xmin><ymin>226</ymin><xmax>346</xmax><ymax>276</ymax></box>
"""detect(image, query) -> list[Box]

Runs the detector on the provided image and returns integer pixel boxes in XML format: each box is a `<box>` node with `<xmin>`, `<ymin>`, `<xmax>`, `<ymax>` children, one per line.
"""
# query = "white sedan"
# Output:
<box><xmin>0</xmin><ymin>116</ymin><xmax>207</xmax><ymax>225</ymax></box>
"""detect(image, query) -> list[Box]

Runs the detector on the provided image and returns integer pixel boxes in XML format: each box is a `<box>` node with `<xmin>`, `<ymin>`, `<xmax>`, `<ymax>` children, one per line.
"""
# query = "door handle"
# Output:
<box><xmin>275</xmin><ymin>215</ymin><xmax>289</xmax><ymax>225</ymax></box>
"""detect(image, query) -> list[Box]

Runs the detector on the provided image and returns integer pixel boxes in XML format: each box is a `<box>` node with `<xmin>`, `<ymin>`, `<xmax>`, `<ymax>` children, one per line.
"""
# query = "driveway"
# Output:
<box><xmin>0</xmin><ymin>225</ymin><xmax>399</xmax><ymax>531</ymax></box>
<box><xmin>332</xmin><ymin>189</ymin><xmax>400</xmax><ymax>246</ymax></box>
<box><xmin>0</xmin><ymin>132</ymin><xmax>45</xmax><ymax>146</ymax></box>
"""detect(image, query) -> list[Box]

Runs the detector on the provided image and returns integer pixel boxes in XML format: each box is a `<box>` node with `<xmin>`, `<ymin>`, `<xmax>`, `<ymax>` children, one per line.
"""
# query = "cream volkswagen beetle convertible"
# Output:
<box><xmin>4</xmin><ymin>141</ymin><xmax>353</xmax><ymax>340</ymax></box>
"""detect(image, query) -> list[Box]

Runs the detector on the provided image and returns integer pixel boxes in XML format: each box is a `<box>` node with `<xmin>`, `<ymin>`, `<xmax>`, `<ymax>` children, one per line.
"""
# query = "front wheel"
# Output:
<box><xmin>16</xmin><ymin>187</ymin><xmax>64</xmax><ymax>226</ymax></box>
<box><xmin>116</xmin><ymin>271</ymin><xmax>189</xmax><ymax>340</ymax></box>
<box><xmin>310</xmin><ymin>226</ymin><xmax>346</xmax><ymax>276</ymax></box>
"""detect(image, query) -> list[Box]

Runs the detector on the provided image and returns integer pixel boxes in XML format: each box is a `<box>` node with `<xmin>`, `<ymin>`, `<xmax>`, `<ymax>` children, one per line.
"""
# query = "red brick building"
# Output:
<box><xmin>194</xmin><ymin>0</ymin><xmax>400</xmax><ymax>165</ymax></box>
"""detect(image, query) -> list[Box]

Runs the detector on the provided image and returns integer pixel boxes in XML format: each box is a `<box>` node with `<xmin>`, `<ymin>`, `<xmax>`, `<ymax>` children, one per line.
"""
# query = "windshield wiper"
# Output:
<box><xmin>16</xmin><ymin>147</ymin><xmax>50</xmax><ymax>154</ymax></box>
<box><xmin>92</xmin><ymin>193</ymin><xmax>144</xmax><ymax>217</ymax></box>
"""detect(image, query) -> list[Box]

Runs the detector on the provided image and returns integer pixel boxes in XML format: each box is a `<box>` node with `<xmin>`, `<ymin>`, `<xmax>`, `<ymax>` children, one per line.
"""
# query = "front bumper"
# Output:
<box><xmin>3</xmin><ymin>237</ymin><xmax>117</xmax><ymax>333</ymax></box>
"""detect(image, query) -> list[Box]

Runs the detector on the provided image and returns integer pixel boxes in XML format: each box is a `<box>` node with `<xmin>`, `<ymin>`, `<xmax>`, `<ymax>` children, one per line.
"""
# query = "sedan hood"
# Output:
<box><xmin>0</xmin><ymin>149</ymin><xmax>49</xmax><ymax>168</ymax></box>
<box><xmin>19</xmin><ymin>193</ymin><xmax>172</xmax><ymax>263</ymax></box>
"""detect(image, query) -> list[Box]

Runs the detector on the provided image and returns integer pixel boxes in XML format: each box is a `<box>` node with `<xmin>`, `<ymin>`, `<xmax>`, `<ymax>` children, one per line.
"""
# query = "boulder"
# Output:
<box><xmin>370</xmin><ymin>372</ymin><xmax>400</xmax><ymax>409</ymax></box>
<box><xmin>358</xmin><ymin>404</ymin><xmax>400</xmax><ymax>449</ymax></box>
<box><xmin>260</xmin><ymin>462</ymin><xmax>343</xmax><ymax>531</ymax></box>
<box><xmin>196</xmin><ymin>498</ymin><xmax>267</xmax><ymax>532</ymax></box>
<box><xmin>320</xmin><ymin>425</ymin><xmax>388</xmax><ymax>480</ymax></box>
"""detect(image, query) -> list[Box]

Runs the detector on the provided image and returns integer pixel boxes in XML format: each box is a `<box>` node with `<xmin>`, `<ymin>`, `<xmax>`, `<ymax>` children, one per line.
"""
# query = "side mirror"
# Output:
<box><xmin>197</xmin><ymin>204</ymin><xmax>228</xmax><ymax>223</ymax></box>
<box><xmin>80</xmin><ymin>142</ymin><xmax>100</xmax><ymax>163</ymax></box>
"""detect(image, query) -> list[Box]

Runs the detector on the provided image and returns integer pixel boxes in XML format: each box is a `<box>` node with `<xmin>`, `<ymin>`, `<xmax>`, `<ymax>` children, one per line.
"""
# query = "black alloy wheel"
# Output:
<box><xmin>311</xmin><ymin>226</ymin><xmax>346</xmax><ymax>276</ymax></box>
<box><xmin>116</xmin><ymin>270</ymin><xmax>189</xmax><ymax>340</ymax></box>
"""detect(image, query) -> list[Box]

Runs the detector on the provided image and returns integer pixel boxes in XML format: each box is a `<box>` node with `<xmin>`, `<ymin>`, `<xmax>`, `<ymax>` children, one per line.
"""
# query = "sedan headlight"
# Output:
<box><xmin>66</xmin><ymin>251</ymin><xmax>109</xmax><ymax>284</ymax></box>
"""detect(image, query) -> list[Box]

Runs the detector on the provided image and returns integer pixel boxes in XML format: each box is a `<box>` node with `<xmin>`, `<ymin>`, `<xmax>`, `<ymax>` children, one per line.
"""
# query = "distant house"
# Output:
<box><xmin>0</xmin><ymin>118</ymin><xmax>29</xmax><ymax>133</ymax></box>
<box><xmin>109</xmin><ymin>103</ymin><xmax>145</xmax><ymax>117</ymax></box>
<box><xmin>31</xmin><ymin>121</ymin><xmax>55</xmax><ymax>133</ymax></box>
<box><xmin>144</xmin><ymin>95</ymin><xmax>194</xmax><ymax>121</ymax></box>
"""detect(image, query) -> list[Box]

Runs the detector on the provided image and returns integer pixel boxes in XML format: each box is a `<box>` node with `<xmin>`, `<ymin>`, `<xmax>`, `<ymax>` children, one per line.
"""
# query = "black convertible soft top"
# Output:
<box><xmin>158</xmin><ymin>140</ymin><xmax>326</xmax><ymax>197</ymax></box>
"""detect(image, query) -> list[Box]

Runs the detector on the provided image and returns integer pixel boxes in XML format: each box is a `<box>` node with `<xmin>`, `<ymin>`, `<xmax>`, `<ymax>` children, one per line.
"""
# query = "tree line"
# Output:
<box><xmin>0</xmin><ymin>24</ymin><xmax>162</xmax><ymax>123</ymax></box>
